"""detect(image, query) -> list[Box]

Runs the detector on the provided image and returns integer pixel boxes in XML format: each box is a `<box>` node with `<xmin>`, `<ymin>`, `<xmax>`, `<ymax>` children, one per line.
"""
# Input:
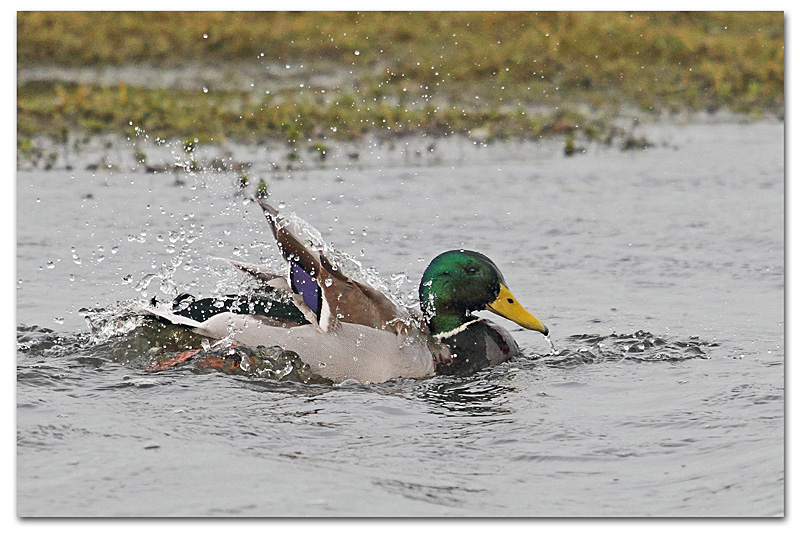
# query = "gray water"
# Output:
<box><xmin>16</xmin><ymin>121</ymin><xmax>784</xmax><ymax>516</ymax></box>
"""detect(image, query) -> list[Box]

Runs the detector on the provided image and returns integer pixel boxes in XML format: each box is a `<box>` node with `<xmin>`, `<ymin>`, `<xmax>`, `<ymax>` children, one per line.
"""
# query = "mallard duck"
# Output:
<box><xmin>144</xmin><ymin>199</ymin><xmax>549</xmax><ymax>383</ymax></box>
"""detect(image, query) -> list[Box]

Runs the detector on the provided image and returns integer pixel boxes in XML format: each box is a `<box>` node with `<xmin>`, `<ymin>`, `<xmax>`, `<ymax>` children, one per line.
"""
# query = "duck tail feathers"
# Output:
<box><xmin>140</xmin><ymin>301</ymin><xmax>206</xmax><ymax>329</ymax></box>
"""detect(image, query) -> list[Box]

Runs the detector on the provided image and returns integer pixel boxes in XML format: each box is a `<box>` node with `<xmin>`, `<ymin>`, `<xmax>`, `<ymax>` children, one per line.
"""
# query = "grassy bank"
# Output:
<box><xmin>17</xmin><ymin>81</ymin><xmax>614</xmax><ymax>143</ymax></box>
<box><xmin>17</xmin><ymin>11</ymin><xmax>784</xmax><ymax>162</ymax></box>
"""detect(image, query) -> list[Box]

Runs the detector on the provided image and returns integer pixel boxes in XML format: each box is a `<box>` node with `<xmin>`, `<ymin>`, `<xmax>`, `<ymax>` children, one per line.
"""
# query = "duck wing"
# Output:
<box><xmin>256</xmin><ymin>198</ymin><xmax>406</xmax><ymax>334</ymax></box>
<box><xmin>211</xmin><ymin>257</ymin><xmax>283</xmax><ymax>284</ymax></box>
<box><xmin>210</xmin><ymin>257</ymin><xmax>292</xmax><ymax>293</ymax></box>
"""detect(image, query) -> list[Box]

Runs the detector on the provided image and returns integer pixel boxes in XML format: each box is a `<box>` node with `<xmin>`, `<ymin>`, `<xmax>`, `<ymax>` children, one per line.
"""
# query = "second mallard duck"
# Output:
<box><xmin>145</xmin><ymin>199</ymin><xmax>550</xmax><ymax>383</ymax></box>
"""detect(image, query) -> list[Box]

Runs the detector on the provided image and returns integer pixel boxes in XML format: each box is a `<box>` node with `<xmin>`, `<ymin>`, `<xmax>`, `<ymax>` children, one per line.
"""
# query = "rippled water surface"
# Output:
<box><xmin>17</xmin><ymin>121</ymin><xmax>784</xmax><ymax>516</ymax></box>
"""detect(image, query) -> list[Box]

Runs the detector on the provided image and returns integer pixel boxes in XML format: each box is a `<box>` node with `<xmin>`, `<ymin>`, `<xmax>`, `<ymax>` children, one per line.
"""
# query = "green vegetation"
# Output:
<box><xmin>17</xmin><ymin>80</ymin><xmax>616</xmax><ymax>143</ymax></box>
<box><xmin>17</xmin><ymin>11</ymin><xmax>784</xmax><ymax>163</ymax></box>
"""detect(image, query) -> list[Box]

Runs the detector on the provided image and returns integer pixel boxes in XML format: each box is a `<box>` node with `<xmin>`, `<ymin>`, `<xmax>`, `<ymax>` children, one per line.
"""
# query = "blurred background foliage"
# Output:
<box><xmin>17</xmin><ymin>11</ymin><xmax>784</xmax><ymax>146</ymax></box>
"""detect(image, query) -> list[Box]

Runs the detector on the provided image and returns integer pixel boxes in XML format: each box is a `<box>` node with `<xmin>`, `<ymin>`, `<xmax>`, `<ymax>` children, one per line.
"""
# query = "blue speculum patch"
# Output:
<box><xmin>289</xmin><ymin>261</ymin><xmax>321</xmax><ymax>318</ymax></box>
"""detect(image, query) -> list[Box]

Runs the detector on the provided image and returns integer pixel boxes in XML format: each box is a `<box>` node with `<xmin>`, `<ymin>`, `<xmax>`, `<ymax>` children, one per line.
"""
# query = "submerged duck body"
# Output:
<box><xmin>144</xmin><ymin>199</ymin><xmax>549</xmax><ymax>383</ymax></box>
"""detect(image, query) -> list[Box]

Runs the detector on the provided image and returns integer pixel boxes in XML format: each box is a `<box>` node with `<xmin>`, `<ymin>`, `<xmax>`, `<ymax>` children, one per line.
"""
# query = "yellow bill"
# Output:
<box><xmin>486</xmin><ymin>284</ymin><xmax>549</xmax><ymax>335</ymax></box>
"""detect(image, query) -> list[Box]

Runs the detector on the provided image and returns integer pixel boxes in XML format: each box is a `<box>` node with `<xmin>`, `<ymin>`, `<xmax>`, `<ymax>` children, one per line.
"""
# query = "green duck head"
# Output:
<box><xmin>419</xmin><ymin>250</ymin><xmax>548</xmax><ymax>337</ymax></box>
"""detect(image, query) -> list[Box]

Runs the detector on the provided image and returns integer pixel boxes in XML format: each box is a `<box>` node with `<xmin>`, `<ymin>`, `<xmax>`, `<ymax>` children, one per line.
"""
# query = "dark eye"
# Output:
<box><xmin>465</xmin><ymin>267</ymin><xmax>479</xmax><ymax>274</ymax></box>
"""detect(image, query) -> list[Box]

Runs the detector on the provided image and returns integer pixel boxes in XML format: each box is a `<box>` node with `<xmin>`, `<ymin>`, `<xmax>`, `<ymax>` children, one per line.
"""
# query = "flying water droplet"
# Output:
<box><xmin>134</xmin><ymin>273</ymin><xmax>156</xmax><ymax>292</ymax></box>
<box><xmin>545</xmin><ymin>335</ymin><xmax>556</xmax><ymax>354</ymax></box>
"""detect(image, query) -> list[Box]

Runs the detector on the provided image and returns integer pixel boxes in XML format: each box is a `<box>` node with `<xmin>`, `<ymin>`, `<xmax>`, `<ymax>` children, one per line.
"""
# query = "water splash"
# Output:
<box><xmin>544</xmin><ymin>334</ymin><xmax>556</xmax><ymax>354</ymax></box>
<box><xmin>80</xmin><ymin>300</ymin><xmax>147</xmax><ymax>344</ymax></box>
<box><xmin>538</xmin><ymin>330</ymin><xmax>716</xmax><ymax>368</ymax></box>
<box><xmin>17</xmin><ymin>324</ymin><xmax>84</xmax><ymax>357</ymax></box>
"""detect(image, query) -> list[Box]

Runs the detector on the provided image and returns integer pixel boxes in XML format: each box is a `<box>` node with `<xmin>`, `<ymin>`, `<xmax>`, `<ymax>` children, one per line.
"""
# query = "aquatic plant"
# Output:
<box><xmin>256</xmin><ymin>179</ymin><xmax>269</xmax><ymax>199</ymax></box>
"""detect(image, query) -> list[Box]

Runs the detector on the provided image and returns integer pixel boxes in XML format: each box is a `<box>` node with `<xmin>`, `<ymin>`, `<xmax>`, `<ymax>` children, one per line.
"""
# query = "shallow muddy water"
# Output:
<box><xmin>17</xmin><ymin>121</ymin><xmax>784</xmax><ymax>516</ymax></box>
